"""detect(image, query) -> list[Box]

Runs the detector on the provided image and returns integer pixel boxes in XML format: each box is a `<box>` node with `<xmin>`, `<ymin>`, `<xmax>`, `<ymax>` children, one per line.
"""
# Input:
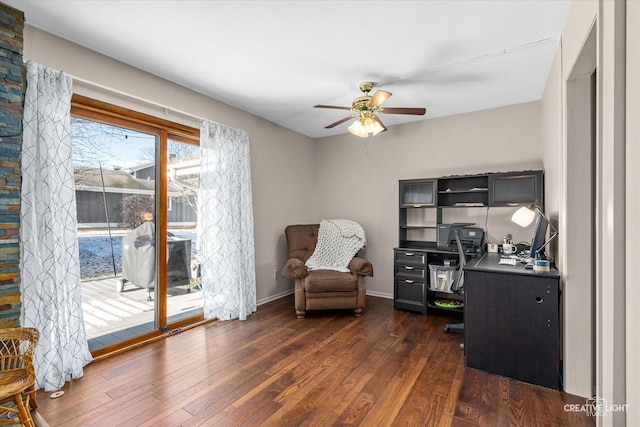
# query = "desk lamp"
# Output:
<box><xmin>511</xmin><ymin>204</ymin><xmax>558</xmax><ymax>259</ymax></box>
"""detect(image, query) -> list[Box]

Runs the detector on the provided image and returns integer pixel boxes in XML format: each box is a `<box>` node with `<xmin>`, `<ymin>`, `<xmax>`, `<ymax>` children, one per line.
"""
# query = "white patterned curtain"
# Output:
<box><xmin>20</xmin><ymin>61</ymin><xmax>93</xmax><ymax>391</ymax></box>
<box><xmin>198</xmin><ymin>120</ymin><xmax>256</xmax><ymax>320</ymax></box>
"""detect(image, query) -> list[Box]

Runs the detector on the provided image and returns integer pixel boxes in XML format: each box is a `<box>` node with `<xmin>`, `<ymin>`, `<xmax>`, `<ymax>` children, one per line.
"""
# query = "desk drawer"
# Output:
<box><xmin>394</xmin><ymin>250</ymin><xmax>426</xmax><ymax>265</ymax></box>
<box><xmin>395</xmin><ymin>279</ymin><xmax>426</xmax><ymax>303</ymax></box>
<box><xmin>395</xmin><ymin>264</ymin><xmax>426</xmax><ymax>280</ymax></box>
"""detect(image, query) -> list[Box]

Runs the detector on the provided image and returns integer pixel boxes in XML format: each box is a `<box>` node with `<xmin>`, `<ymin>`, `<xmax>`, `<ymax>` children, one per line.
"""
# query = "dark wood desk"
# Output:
<box><xmin>393</xmin><ymin>244</ymin><xmax>470</xmax><ymax>315</ymax></box>
<box><xmin>463</xmin><ymin>253</ymin><xmax>561</xmax><ymax>389</ymax></box>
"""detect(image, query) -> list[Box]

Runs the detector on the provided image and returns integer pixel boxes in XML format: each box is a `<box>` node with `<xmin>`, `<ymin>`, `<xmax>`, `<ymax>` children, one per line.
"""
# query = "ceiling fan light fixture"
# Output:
<box><xmin>365</xmin><ymin>117</ymin><xmax>385</xmax><ymax>136</ymax></box>
<box><xmin>347</xmin><ymin>119</ymin><xmax>369</xmax><ymax>137</ymax></box>
<box><xmin>348</xmin><ymin>116</ymin><xmax>385</xmax><ymax>138</ymax></box>
<box><xmin>317</xmin><ymin>81</ymin><xmax>422</xmax><ymax>137</ymax></box>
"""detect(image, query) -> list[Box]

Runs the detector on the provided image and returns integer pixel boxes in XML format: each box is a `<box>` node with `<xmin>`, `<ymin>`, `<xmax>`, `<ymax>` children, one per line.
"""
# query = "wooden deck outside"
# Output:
<box><xmin>81</xmin><ymin>277</ymin><xmax>203</xmax><ymax>351</ymax></box>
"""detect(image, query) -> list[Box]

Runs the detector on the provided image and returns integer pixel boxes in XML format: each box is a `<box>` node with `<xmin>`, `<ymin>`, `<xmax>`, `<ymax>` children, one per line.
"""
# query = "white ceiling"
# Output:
<box><xmin>7</xmin><ymin>0</ymin><xmax>572</xmax><ymax>139</ymax></box>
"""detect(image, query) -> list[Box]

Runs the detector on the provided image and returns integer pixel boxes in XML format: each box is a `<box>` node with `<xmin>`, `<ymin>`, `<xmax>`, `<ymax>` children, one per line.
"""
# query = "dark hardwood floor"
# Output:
<box><xmin>35</xmin><ymin>295</ymin><xmax>595</xmax><ymax>426</ymax></box>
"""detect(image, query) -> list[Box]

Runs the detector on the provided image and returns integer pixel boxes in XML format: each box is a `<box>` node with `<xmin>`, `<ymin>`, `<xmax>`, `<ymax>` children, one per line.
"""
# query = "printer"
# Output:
<box><xmin>437</xmin><ymin>223</ymin><xmax>485</xmax><ymax>254</ymax></box>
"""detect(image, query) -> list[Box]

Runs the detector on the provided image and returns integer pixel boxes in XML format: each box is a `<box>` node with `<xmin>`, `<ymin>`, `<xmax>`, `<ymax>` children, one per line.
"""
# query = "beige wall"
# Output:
<box><xmin>550</xmin><ymin>0</ymin><xmax>598</xmax><ymax>399</ymax></box>
<box><xmin>22</xmin><ymin>26</ymin><xmax>316</xmax><ymax>304</ymax></box>
<box><xmin>598</xmin><ymin>1</ymin><xmax>629</xmax><ymax>425</ymax></box>
<box><xmin>313</xmin><ymin>102</ymin><xmax>542</xmax><ymax>297</ymax></box>
<box><xmin>541</xmin><ymin>1</ymin><xmax>638</xmax><ymax>424</ymax></box>
<box><xmin>540</xmin><ymin>50</ymin><xmax>561</xmax><ymax>245</ymax></box>
<box><xmin>626</xmin><ymin>1</ymin><xmax>640</xmax><ymax>423</ymax></box>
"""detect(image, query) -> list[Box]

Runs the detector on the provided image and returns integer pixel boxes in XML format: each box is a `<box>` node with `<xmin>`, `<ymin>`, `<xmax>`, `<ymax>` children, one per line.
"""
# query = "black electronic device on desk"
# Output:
<box><xmin>437</xmin><ymin>223</ymin><xmax>473</xmax><ymax>249</ymax></box>
<box><xmin>463</xmin><ymin>252</ymin><xmax>561</xmax><ymax>389</ymax></box>
<box><xmin>437</xmin><ymin>223</ymin><xmax>486</xmax><ymax>254</ymax></box>
<box><xmin>454</xmin><ymin>227</ymin><xmax>486</xmax><ymax>254</ymax></box>
<box><xmin>511</xmin><ymin>210</ymin><xmax>554</xmax><ymax>270</ymax></box>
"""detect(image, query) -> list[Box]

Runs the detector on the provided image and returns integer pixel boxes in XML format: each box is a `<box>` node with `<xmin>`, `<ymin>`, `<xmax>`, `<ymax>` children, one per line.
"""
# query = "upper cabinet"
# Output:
<box><xmin>399</xmin><ymin>170</ymin><xmax>544</xmax><ymax>248</ymax></box>
<box><xmin>399</xmin><ymin>179</ymin><xmax>437</xmax><ymax>207</ymax></box>
<box><xmin>488</xmin><ymin>170</ymin><xmax>543</xmax><ymax>207</ymax></box>
<box><xmin>399</xmin><ymin>170</ymin><xmax>543</xmax><ymax>210</ymax></box>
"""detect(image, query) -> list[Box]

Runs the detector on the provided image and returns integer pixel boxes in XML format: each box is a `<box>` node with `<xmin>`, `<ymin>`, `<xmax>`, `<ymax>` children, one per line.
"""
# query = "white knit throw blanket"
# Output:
<box><xmin>305</xmin><ymin>220</ymin><xmax>366</xmax><ymax>272</ymax></box>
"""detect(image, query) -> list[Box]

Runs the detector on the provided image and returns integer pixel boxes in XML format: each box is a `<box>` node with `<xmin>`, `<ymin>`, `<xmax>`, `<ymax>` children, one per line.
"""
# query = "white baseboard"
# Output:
<box><xmin>257</xmin><ymin>289</ymin><xmax>294</xmax><ymax>306</ymax></box>
<box><xmin>257</xmin><ymin>289</ymin><xmax>392</xmax><ymax>306</ymax></box>
<box><xmin>365</xmin><ymin>290</ymin><xmax>394</xmax><ymax>299</ymax></box>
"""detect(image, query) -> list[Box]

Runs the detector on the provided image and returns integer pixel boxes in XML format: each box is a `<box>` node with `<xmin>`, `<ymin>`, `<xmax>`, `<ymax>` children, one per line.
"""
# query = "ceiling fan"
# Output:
<box><xmin>314</xmin><ymin>81</ymin><xmax>426</xmax><ymax>137</ymax></box>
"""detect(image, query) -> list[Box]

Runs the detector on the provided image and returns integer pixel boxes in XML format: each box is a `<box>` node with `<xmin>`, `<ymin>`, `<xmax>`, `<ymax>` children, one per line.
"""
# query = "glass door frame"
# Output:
<box><xmin>163</xmin><ymin>133</ymin><xmax>205</xmax><ymax>331</ymax></box>
<box><xmin>71</xmin><ymin>95</ymin><xmax>203</xmax><ymax>358</ymax></box>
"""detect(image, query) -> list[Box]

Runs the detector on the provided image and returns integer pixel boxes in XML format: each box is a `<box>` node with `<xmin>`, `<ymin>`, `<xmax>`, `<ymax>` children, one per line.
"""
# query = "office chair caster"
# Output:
<box><xmin>444</xmin><ymin>323</ymin><xmax>464</xmax><ymax>333</ymax></box>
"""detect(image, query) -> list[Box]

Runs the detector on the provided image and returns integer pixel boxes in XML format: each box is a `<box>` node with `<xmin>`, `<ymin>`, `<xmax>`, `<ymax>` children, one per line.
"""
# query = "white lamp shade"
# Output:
<box><xmin>511</xmin><ymin>206</ymin><xmax>537</xmax><ymax>227</ymax></box>
<box><xmin>348</xmin><ymin>117</ymin><xmax>385</xmax><ymax>137</ymax></box>
<box><xmin>364</xmin><ymin>117</ymin><xmax>385</xmax><ymax>136</ymax></box>
<box><xmin>348</xmin><ymin>120</ymin><xmax>368</xmax><ymax>137</ymax></box>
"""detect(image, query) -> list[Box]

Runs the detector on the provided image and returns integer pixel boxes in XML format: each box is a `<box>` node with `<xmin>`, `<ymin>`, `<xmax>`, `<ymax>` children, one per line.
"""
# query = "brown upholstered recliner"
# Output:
<box><xmin>282</xmin><ymin>224</ymin><xmax>373</xmax><ymax>318</ymax></box>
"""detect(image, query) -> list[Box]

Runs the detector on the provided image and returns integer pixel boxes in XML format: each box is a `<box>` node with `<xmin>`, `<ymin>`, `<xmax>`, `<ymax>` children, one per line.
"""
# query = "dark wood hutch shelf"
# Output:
<box><xmin>394</xmin><ymin>170</ymin><xmax>543</xmax><ymax>315</ymax></box>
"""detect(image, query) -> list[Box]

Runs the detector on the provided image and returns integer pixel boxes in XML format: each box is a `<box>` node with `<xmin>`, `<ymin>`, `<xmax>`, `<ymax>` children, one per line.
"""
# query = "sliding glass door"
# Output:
<box><xmin>165</xmin><ymin>137</ymin><xmax>203</xmax><ymax>325</ymax></box>
<box><xmin>71</xmin><ymin>98</ymin><xmax>202</xmax><ymax>355</ymax></box>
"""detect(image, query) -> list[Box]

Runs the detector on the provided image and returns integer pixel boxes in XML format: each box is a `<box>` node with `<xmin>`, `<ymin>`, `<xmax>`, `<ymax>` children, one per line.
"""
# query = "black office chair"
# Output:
<box><xmin>444</xmin><ymin>229</ymin><xmax>466</xmax><ymax>335</ymax></box>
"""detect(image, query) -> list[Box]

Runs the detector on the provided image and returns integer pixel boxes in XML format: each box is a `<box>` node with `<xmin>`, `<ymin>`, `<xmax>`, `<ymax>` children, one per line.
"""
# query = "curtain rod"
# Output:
<box><xmin>71</xmin><ymin>75</ymin><xmax>208</xmax><ymax>124</ymax></box>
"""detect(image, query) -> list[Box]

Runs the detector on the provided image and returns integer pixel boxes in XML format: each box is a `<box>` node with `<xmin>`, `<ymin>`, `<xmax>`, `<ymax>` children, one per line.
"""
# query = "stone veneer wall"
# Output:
<box><xmin>0</xmin><ymin>3</ymin><xmax>24</xmax><ymax>328</ymax></box>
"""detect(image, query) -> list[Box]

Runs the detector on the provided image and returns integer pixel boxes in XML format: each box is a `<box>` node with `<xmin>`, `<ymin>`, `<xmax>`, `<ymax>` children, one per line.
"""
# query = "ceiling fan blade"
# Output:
<box><xmin>380</xmin><ymin>107</ymin><xmax>426</xmax><ymax>115</ymax></box>
<box><xmin>314</xmin><ymin>104</ymin><xmax>352</xmax><ymax>111</ymax></box>
<box><xmin>372</xmin><ymin>115</ymin><xmax>388</xmax><ymax>133</ymax></box>
<box><xmin>325</xmin><ymin>116</ymin><xmax>355</xmax><ymax>129</ymax></box>
<box><xmin>367</xmin><ymin>90</ymin><xmax>392</xmax><ymax>108</ymax></box>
